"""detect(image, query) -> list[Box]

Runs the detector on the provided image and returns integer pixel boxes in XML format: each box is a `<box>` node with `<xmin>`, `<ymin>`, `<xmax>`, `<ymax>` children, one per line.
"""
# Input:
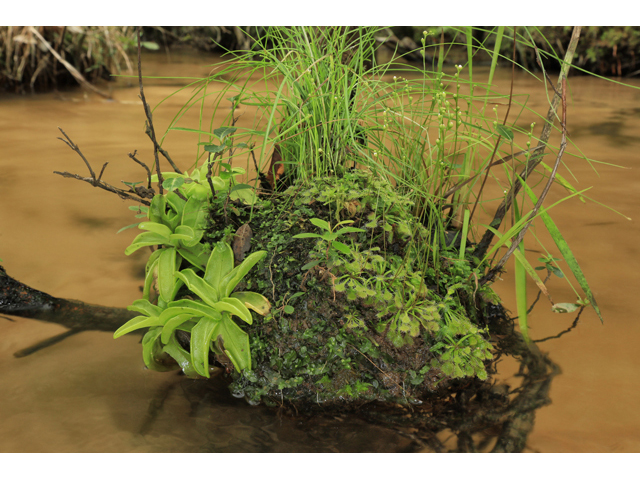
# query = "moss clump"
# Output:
<box><xmin>204</xmin><ymin>169</ymin><xmax>497</xmax><ymax>407</ymax></box>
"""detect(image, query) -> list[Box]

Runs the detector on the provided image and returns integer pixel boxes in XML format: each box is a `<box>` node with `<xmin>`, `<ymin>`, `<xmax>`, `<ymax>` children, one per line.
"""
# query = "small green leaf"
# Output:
<box><xmin>283</xmin><ymin>305</ymin><xmax>294</xmax><ymax>314</ymax></box>
<box><xmin>213</xmin><ymin>126</ymin><xmax>237</xmax><ymax>141</ymax></box>
<box><xmin>331</xmin><ymin>241</ymin><xmax>352</xmax><ymax>256</ymax></box>
<box><xmin>141</xmin><ymin>41</ymin><xmax>159</xmax><ymax>50</ymax></box>
<box><xmin>293</xmin><ymin>233</ymin><xmax>322</xmax><ymax>239</ymax></box>
<box><xmin>163</xmin><ymin>299</ymin><xmax>222</xmax><ymax>321</ymax></box>
<box><xmin>204</xmin><ymin>242</ymin><xmax>234</xmax><ymax>296</ymax></box>
<box><xmin>309</xmin><ymin>218</ymin><xmax>331</xmax><ymax>232</ymax></box>
<box><xmin>113</xmin><ymin>315</ymin><xmax>163</xmax><ymax>338</ymax></box>
<box><xmin>161</xmin><ymin>313</ymin><xmax>194</xmax><ymax>344</ymax></box>
<box><xmin>204</xmin><ymin>143</ymin><xmax>225</xmax><ymax>154</ymax></box>
<box><xmin>215</xmin><ymin>297</ymin><xmax>253</xmax><ymax>325</ymax></box>
<box><xmin>221</xmin><ymin>250</ymin><xmax>267</xmax><ymax>297</ymax></box>
<box><xmin>157</xmin><ymin>248</ymin><xmax>180</xmax><ymax>303</ymax></box>
<box><xmin>191</xmin><ymin>316</ymin><xmax>219</xmax><ymax>377</ymax></box>
<box><xmin>552</xmin><ymin>303</ymin><xmax>580</xmax><ymax>313</ymax></box>
<box><xmin>301</xmin><ymin>259</ymin><xmax>322</xmax><ymax>270</ymax></box>
<box><xmin>230</xmin><ymin>291</ymin><xmax>271</xmax><ymax>316</ymax></box>
<box><xmin>125</xmin><ymin>231</ymin><xmax>170</xmax><ymax>255</ymax></box>
<box><xmin>138</xmin><ymin>222</ymin><xmax>173</xmax><ymax>238</ymax></box>
<box><xmin>163</xmin><ymin>177</ymin><xmax>185</xmax><ymax>191</ymax></box>
<box><xmin>129</xmin><ymin>205</ymin><xmax>149</xmax><ymax>213</ymax></box>
<box><xmin>127</xmin><ymin>299</ymin><xmax>163</xmax><ymax>317</ymax></box>
<box><xmin>229</xmin><ymin>183</ymin><xmax>253</xmax><ymax>193</ymax></box>
<box><xmin>176</xmin><ymin>269</ymin><xmax>220</xmax><ymax>306</ymax></box>
<box><xmin>162</xmin><ymin>334</ymin><xmax>198</xmax><ymax>377</ymax></box>
<box><xmin>495</xmin><ymin>124</ymin><xmax>514</xmax><ymax>141</ymax></box>
<box><xmin>117</xmin><ymin>223</ymin><xmax>141</xmax><ymax>234</ymax></box>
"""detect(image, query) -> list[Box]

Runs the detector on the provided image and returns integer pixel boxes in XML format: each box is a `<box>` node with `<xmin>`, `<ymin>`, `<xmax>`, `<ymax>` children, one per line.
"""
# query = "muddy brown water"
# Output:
<box><xmin>1</xmin><ymin>48</ymin><xmax>639</xmax><ymax>452</ymax></box>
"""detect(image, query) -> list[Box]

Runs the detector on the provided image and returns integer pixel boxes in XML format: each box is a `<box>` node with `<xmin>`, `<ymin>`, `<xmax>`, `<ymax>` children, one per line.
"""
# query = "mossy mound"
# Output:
<box><xmin>204</xmin><ymin>169</ymin><xmax>498</xmax><ymax>408</ymax></box>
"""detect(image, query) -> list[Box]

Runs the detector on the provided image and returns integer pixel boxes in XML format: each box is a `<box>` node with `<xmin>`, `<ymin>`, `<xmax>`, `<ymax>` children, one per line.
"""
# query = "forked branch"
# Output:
<box><xmin>54</xmin><ymin>127</ymin><xmax>152</xmax><ymax>205</ymax></box>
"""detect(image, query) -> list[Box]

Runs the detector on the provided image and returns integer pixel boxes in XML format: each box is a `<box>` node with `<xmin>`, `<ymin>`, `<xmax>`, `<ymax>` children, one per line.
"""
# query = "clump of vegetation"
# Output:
<box><xmin>201</xmin><ymin>169</ymin><xmax>496</xmax><ymax>406</ymax></box>
<box><xmin>0</xmin><ymin>26</ymin><xmax>149</xmax><ymax>94</ymax></box>
<box><xmin>106</xmin><ymin>27</ymin><xmax>609</xmax><ymax>409</ymax></box>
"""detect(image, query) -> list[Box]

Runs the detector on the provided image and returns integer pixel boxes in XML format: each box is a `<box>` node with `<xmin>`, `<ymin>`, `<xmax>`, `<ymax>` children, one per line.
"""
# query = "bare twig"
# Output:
<box><xmin>55</xmin><ymin>127</ymin><xmax>151</xmax><ymax>205</ymax></box>
<box><xmin>473</xmin><ymin>26</ymin><xmax>582</xmax><ymax>261</ymax></box>
<box><xmin>136</xmin><ymin>27</ymin><xmax>182</xmax><ymax>190</ymax></box>
<box><xmin>57</xmin><ymin>127</ymin><xmax>96</xmax><ymax>182</ymax></box>
<box><xmin>97</xmin><ymin>162</ymin><xmax>109</xmax><ymax>182</ymax></box>
<box><xmin>128</xmin><ymin>150</ymin><xmax>153</xmax><ymax>189</ymax></box>
<box><xmin>479</xmin><ymin>76</ymin><xmax>569</xmax><ymax>287</ymax></box>
<box><xmin>137</xmin><ymin>28</ymin><xmax>164</xmax><ymax>195</ymax></box>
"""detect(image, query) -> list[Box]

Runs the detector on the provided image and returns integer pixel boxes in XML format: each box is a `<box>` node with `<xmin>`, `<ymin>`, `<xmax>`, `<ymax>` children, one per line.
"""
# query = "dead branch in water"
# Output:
<box><xmin>0</xmin><ymin>265</ymin><xmax>136</xmax><ymax>341</ymax></box>
<box><xmin>54</xmin><ymin>127</ymin><xmax>153</xmax><ymax>205</ymax></box>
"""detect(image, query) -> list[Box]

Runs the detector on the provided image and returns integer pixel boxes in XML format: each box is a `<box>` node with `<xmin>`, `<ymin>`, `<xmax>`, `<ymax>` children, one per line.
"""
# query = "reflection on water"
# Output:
<box><xmin>1</xmin><ymin>49</ymin><xmax>639</xmax><ymax>452</ymax></box>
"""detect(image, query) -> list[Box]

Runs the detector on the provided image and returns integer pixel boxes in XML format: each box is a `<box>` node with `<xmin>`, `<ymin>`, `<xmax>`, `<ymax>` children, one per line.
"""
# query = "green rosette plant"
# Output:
<box><xmin>114</xmin><ymin>158</ymin><xmax>270</xmax><ymax>377</ymax></box>
<box><xmin>114</xmin><ymin>241</ymin><xmax>271</xmax><ymax>377</ymax></box>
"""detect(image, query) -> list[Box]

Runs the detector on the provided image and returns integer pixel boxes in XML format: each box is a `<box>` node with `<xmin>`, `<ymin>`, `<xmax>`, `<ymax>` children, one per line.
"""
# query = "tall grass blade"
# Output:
<box><xmin>513</xmin><ymin>200</ymin><xmax>529</xmax><ymax>343</ymax></box>
<box><xmin>522</xmin><ymin>184</ymin><xmax>604</xmax><ymax>323</ymax></box>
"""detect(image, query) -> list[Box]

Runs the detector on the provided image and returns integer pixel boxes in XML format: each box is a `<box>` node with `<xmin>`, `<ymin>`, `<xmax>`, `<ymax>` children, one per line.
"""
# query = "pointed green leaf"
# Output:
<box><xmin>138</xmin><ymin>222</ymin><xmax>173</xmax><ymax>238</ymax></box>
<box><xmin>301</xmin><ymin>259</ymin><xmax>322</xmax><ymax>271</ymax></box>
<box><xmin>292</xmin><ymin>233</ymin><xmax>322</xmax><ymax>239</ymax></box>
<box><xmin>157</xmin><ymin>248</ymin><xmax>180</xmax><ymax>303</ymax></box>
<box><xmin>162</xmin><ymin>334</ymin><xmax>199</xmax><ymax>377</ymax></box>
<box><xmin>331</xmin><ymin>240</ymin><xmax>352</xmax><ymax>255</ymax></box>
<box><xmin>230</xmin><ymin>291</ymin><xmax>271</xmax><ymax>316</ymax></box>
<box><xmin>142</xmin><ymin>327</ymin><xmax>177</xmax><ymax>372</ymax></box>
<box><xmin>125</xmin><ymin>232</ymin><xmax>170</xmax><ymax>255</ymax></box>
<box><xmin>204</xmin><ymin>143</ymin><xmax>225</xmax><ymax>154</ymax></box>
<box><xmin>117</xmin><ymin>223</ymin><xmax>141</xmax><ymax>234</ymax></box>
<box><xmin>175</xmin><ymin>269</ymin><xmax>220</xmax><ymax>305</ymax></box>
<box><xmin>127</xmin><ymin>298</ymin><xmax>163</xmax><ymax>317</ymax></box>
<box><xmin>148</xmin><ymin>195</ymin><xmax>166</xmax><ymax>224</ymax></box>
<box><xmin>215</xmin><ymin>297</ymin><xmax>253</xmax><ymax>325</ymax></box>
<box><xmin>309</xmin><ymin>218</ymin><xmax>331</xmax><ymax>232</ymax></box>
<box><xmin>521</xmin><ymin>181</ymin><xmax>604</xmax><ymax>323</ymax></box>
<box><xmin>142</xmin><ymin>248</ymin><xmax>163</xmax><ymax>300</ymax></box>
<box><xmin>495</xmin><ymin>124</ymin><xmax>514</xmax><ymax>141</ymax></box>
<box><xmin>190</xmin><ymin>316</ymin><xmax>220</xmax><ymax>377</ymax></box>
<box><xmin>204</xmin><ymin>242</ymin><xmax>234</xmax><ymax>294</ymax></box>
<box><xmin>162</xmin><ymin>300</ymin><xmax>222</xmax><ymax>321</ymax></box>
<box><xmin>218</xmin><ymin>318</ymin><xmax>251</xmax><ymax>372</ymax></box>
<box><xmin>163</xmin><ymin>177</ymin><xmax>185</xmax><ymax>191</ymax></box>
<box><xmin>221</xmin><ymin>250</ymin><xmax>266</xmax><ymax>297</ymax></box>
<box><xmin>213</xmin><ymin>126</ymin><xmax>237</xmax><ymax>141</ymax></box>
<box><xmin>113</xmin><ymin>315</ymin><xmax>164</xmax><ymax>338</ymax></box>
<box><xmin>161</xmin><ymin>313</ymin><xmax>195</xmax><ymax>344</ymax></box>
<box><xmin>334</xmin><ymin>226</ymin><xmax>366</xmax><ymax>235</ymax></box>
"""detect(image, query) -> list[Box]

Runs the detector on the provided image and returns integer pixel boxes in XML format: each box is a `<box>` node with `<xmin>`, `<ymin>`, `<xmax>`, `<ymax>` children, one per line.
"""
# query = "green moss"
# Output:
<box><xmin>203</xmin><ymin>169</ymin><xmax>498</xmax><ymax>406</ymax></box>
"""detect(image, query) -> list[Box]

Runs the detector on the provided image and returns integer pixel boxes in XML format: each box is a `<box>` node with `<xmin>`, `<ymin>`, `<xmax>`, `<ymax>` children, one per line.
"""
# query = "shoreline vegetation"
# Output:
<box><xmin>1</xmin><ymin>26</ymin><xmax>639</xmax><ymax>95</ymax></box>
